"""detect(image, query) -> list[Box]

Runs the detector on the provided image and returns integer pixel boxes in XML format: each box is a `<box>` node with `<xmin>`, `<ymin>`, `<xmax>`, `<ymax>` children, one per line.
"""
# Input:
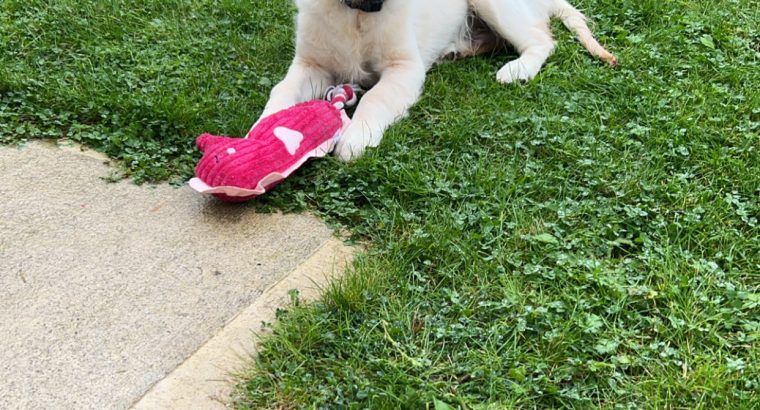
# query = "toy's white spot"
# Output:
<box><xmin>227</xmin><ymin>148</ymin><xmax>237</xmax><ymax>155</ymax></box>
<box><xmin>273</xmin><ymin>126</ymin><xmax>303</xmax><ymax>156</ymax></box>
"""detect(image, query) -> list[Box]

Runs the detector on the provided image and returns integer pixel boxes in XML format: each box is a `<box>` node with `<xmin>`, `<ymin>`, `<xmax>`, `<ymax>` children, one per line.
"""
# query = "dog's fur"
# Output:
<box><xmin>258</xmin><ymin>0</ymin><xmax>616</xmax><ymax>160</ymax></box>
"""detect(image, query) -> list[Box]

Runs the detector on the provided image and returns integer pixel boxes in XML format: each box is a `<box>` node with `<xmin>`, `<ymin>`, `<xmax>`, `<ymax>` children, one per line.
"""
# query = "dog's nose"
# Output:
<box><xmin>344</xmin><ymin>0</ymin><xmax>384</xmax><ymax>13</ymax></box>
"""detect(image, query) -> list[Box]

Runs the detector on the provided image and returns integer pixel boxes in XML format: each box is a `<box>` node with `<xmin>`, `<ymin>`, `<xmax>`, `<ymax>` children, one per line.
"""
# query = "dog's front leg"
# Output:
<box><xmin>334</xmin><ymin>61</ymin><xmax>425</xmax><ymax>161</ymax></box>
<box><xmin>252</xmin><ymin>60</ymin><xmax>331</xmax><ymax>132</ymax></box>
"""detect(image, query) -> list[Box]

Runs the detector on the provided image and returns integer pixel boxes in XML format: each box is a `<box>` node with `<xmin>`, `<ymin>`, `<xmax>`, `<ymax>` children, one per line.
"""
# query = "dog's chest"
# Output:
<box><xmin>342</xmin><ymin>14</ymin><xmax>385</xmax><ymax>84</ymax></box>
<box><xmin>298</xmin><ymin>8</ymin><xmax>401</xmax><ymax>86</ymax></box>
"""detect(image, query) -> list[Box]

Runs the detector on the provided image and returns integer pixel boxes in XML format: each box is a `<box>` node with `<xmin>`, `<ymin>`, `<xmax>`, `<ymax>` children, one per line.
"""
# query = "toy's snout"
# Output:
<box><xmin>196</xmin><ymin>133</ymin><xmax>213</xmax><ymax>152</ymax></box>
<box><xmin>196</xmin><ymin>133</ymin><xmax>217</xmax><ymax>152</ymax></box>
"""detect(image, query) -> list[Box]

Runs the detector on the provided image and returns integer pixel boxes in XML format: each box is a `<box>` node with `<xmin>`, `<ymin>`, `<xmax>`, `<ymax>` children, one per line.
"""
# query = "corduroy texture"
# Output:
<box><xmin>194</xmin><ymin>100</ymin><xmax>342</xmax><ymax>202</ymax></box>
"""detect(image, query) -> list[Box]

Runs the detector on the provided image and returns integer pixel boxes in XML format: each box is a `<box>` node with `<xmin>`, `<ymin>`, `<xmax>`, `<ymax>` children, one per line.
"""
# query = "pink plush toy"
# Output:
<box><xmin>189</xmin><ymin>85</ymin><xmax>357</xmax><ymax>202</ymax></box>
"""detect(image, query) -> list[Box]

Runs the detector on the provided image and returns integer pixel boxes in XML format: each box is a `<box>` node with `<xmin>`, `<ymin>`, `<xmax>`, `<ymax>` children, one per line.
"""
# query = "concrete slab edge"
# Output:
<box><xmin>130</xmin><ymin>237</ymin><xmax>354</xmax><ymax>410</ymax></box>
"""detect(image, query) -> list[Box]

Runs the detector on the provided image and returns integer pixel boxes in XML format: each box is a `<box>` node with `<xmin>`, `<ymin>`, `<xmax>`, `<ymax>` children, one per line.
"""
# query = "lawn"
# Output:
<box><xmin>2</xmin><ymin>0</ymin><xmax>758</xmax><ymax>408</ymax></box>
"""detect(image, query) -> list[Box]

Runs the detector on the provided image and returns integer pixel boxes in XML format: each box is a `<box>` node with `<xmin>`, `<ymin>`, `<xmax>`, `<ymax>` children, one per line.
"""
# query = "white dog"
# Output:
<box><xmin>258</xmin><ymin>0</ymin><xmax>617</xmax><ymax>161</ymax></box>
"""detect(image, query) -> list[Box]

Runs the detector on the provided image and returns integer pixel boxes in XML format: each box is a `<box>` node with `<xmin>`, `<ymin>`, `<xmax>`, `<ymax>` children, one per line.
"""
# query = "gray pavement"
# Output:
<box><xmin>0</xmin><ymin>141</ymin><xmax>339</xmax><ymax>409</ymax></box>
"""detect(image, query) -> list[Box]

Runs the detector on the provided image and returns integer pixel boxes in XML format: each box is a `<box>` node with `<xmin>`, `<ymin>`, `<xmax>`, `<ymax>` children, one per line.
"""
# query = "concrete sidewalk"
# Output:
<box><xmin>0</xmin><ymin>141</ymin><xmax>351</xmax><ymax>409</ymax></box>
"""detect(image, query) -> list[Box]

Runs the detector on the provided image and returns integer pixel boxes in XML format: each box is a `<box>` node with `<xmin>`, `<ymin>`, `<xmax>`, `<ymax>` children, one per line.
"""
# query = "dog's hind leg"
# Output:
<box><xmin>470</xmin><ymin>0</ymin><xmax>557</xmax><ymax>83</ymax></box>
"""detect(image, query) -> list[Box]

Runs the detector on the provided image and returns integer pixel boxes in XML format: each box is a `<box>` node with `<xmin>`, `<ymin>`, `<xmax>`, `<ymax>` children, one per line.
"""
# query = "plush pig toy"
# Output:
<box><xmin>189</xmin><ymin>85</ymin><xmax>357</xmax><ymax>202</ymax></box>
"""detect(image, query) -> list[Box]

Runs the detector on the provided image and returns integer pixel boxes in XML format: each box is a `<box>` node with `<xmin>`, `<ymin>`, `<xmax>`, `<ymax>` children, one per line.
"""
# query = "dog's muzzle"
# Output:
<box><xmin>343</xmin><ymin>0</ymin><xmax>384</xmax><ymax>13</ymax></box>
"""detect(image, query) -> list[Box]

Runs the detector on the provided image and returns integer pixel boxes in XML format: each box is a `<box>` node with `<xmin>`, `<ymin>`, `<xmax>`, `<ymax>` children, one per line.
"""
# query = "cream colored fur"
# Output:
<box><xmin>258</xmin><ymin>0</ymin><xmax>616</xmax><ymax>161</ymax></box>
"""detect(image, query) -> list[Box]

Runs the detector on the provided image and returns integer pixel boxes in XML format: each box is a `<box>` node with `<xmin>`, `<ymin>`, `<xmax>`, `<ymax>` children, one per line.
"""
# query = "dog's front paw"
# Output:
<box><xmin>333</xmin><ymin>137</ymin><xmax>368</xmax><ymax>162</ymax></box>
<box><xmin>496</xmin><ymin>60</ymin><xmax>538</xmax><ymax>84</ymax></box>
<box><xmin>333</xmin><ymin>125</ymin><xmax>377</xmax><ymax>162</ymax></box>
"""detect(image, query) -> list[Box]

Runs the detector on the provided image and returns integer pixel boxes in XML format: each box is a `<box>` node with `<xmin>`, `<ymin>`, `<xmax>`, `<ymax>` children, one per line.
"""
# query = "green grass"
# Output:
<box><xmin>2</xmin><ymin>0</ymin><xmax>759</xmax><ymax>408</ymax></box>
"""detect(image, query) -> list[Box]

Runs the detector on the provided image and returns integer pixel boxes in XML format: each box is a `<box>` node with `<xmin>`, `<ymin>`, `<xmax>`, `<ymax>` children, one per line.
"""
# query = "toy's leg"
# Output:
<box><xmin>252</xmin><ymin>60</ymin><xmax>332</xmax><ymax>132</ymax></box>
<box><xmin>333</xmin><ymin>61</ymin><xmax>425</xmax><ymax>161</ymax></box>
<box><xmin>470</xmin><ymin>0</ymin><xmax>556</xmax><ymax>83</ymax></box>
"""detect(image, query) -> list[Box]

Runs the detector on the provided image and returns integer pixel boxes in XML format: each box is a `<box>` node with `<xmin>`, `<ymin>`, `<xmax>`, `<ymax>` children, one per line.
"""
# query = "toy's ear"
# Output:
<box><xmin>196</xmin><ymin>133</ymin><xmax>221</xmax><ymax>153</ymax></box>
